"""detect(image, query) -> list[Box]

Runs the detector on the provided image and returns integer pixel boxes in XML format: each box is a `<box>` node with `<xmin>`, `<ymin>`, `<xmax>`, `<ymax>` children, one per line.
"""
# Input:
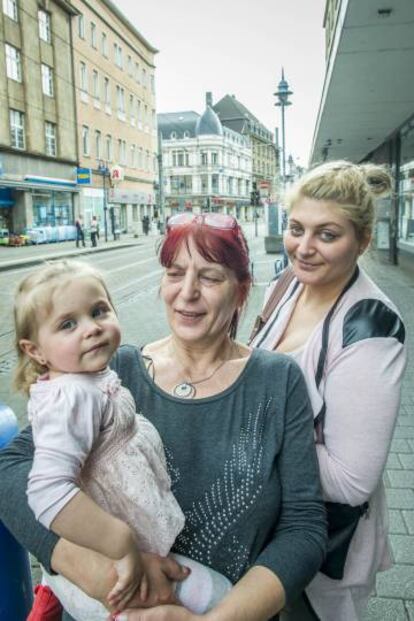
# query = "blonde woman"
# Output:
<box><xmin>251</xmin><ymin>161</ymin><xmax>407</xmax><ymax>620</ymax></box>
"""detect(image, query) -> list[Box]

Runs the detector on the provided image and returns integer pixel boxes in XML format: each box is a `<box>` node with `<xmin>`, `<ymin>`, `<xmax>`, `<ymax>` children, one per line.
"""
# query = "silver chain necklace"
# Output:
<box><xmin>173</xmin><ymin>357</ymin><xmax>229</xmax><ymax>399</ymax></box>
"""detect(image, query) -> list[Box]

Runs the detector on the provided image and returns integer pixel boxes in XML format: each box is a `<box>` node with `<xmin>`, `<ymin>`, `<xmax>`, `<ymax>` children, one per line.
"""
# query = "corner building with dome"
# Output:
<box><xmin>157</xmin><ymin>92</ymin><xmax>254</xmax><ymax>220</ymax></box>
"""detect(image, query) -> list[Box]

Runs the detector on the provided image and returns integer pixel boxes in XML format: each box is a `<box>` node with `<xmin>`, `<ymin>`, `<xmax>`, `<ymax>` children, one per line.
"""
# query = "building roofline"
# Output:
<box><xmin>83</xmin><ymin>0</ymin><xmax>159</xmax><ymax>54</ymax></box>
<box><xmin>56</xmin><ymin>0</ymin><xmax>80</xmax><ymax>15</ymax></box>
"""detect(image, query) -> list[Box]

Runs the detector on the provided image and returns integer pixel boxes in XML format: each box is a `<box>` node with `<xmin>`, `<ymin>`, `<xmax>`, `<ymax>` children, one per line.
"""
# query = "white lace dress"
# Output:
<box><xmin>27</xmin><ymin>368</ymin><xmax>185</xmax><ymax>621</ymax></box>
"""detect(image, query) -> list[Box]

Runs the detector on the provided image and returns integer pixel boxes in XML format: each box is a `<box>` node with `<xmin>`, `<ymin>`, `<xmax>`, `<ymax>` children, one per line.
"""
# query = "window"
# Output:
<box><xmin>136</xmin><ymin>99</ymin><xmax>141</xmax><ymax>126</ymax></box>
<box><xmin>106</xmin><ymin>134</ymin><xmax>112</xmax><ymax>161</ymax></box>
<box><xmin>146</xmin><ymin>150</ymin><xmax>150</xmax><ymax>171</ymax></box>
<box><xmin>201</xmin><ymin>152</ymin><xmax>208</xmax><ymax>166</ymax></box>
<box><xmin>80</xmin><ymin>61</ymin><xmax>87</xmax><ymax>92</ymax></box>
<box><xmin>138</xmin><ymin>147</ymin><xmax>143</xmax><ymax>169</ymax></box>
<box><xmin>150</xmin><ymin>75</ymin><xmax>155</xmax><ymax>93</ymax></box>
<box><xmin>78</xmin><ymin>14</ymin><xmax>85</xmax><ymax>38</ymax></box>
<box><xmin>212</xmin><ymin>174</ymin><xmax>219</xmax><ymax>193</ymax></box>
<box><xmin>114</xmin><ymin>43</ymin><xmax>123</xmax><ymax>69</ymax></box>
<box><xmin>116</xmin><ymin>85</ymin><xmax>125</xmax><ymax>114</ymax></box>
<box><xmin>129</xmin><ymin>94</ymin><xmax>135</xmax><ymax>124</ymax></box>
<box><xmin>152</xmin><ymin>109</ymin><xmax>156</xmax><ymax>129</ymax></box>
<box><xmin>118</xmin><ymin>139</ymin><xmax>126</xmax><ymax>164</ymax></box>
<box><xmin>92</xmin><ymin>70</ymin><xmax>99</xmax><ymax>99</ymax></box>
<box><xmin>142</xmin><ymin>68</ymin><xmax>146</xmax><ymax>87</ymax></box>
<box><xmin>82</xmin><ymin>125</ymin><xmax>89</xmax><ymax>156</ymax></box>
<box><xmin>5</xmin><ymin>44</ymin><xmax>21</xmax><ymax>82</ymax></box>
<box><xmin>104</xmin><ymin>77</ymin><xmax>110</xmax><ymax>105</ymax></box>
<box><xmin>38</xmin><ymin>10</ymin><xmax>51</xmax><ymax>43</ymax></box>
<box><xmin>41</xmin><ymin>64</ymin><xmax>53</xmax><ymax>96</ymax></box>
<box><xmin>211</xmin><ymin>152</ymin><xmax>218</xmax><ymax>165</ymax></box>
<box><xmin>10</xmin><ymin>109</ymin><xmax>24</xmax><ymax>149</ymax></box>
<box><xmin>45</xmin><ymin>121</ymin><xmax>57</xmax><ymax>156</ymax></box>
<box><xmin>101</xmin><ymin>32</ymin><xmax>108</xmax><ymax>57</ymax></box>
<box><xmin>135</xmin><ymin>62</ymin><xmax>140</xmax><ymax>83</ymax></box>
<box><xmin>130</xmin><ymin>144</ymin><xmax>136</xmax><ymax>167</ymax></box>
<box><xmin>3</xmin><ymin>0</ymin><xmax>17</xmax><ymax>21</ymax></box>
<box><xmin>90</xmin><ymin>22</ymin><xmax>97</xmax><ymax>48</ymax></box>
<box><xmin>127</xmin><ymin>55</ymin><xmax>132</xmax><ymax>76</ymax></box>
<box><xmin>95</xmin><ymin>130</ymin><xmax>101</xmax><ymax>159</ymax></box>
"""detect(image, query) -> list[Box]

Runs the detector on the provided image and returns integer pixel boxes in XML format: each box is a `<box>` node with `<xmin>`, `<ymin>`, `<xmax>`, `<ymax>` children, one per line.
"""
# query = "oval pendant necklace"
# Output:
<box><xmin>172</xmin><ymin>357</ymin><xmax>229</xmax><ymax>399</ymax></box>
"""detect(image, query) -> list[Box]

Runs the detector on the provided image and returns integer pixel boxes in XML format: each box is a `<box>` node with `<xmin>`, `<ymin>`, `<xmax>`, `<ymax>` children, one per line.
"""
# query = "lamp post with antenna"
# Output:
<box><xmin>274</xmin><ymin>68</ymin><xmax>293</xmax><ymax>183</ymax></box>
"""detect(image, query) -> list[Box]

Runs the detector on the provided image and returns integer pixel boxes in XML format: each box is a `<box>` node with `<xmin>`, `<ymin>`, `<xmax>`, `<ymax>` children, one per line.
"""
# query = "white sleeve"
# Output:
<box><xmin>27</xmin><ymin>382</ymin><xmax>106</xmax><ymax>528</ymax></box>
<box><xmin>316</xmin><ymin>337</ymin><xmax>406</xmax><ymax>506</ymax></box>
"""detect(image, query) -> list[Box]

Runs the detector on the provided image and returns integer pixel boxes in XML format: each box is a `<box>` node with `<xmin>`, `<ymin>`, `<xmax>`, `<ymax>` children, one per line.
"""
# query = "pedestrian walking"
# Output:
<box><xmin>142</xmin><ymin>214</ymin><xmax>150</xmax><ymax>236</ymax></box>
<box><xmin>75</xmin><ymin>216</ymin><xmax>85</xmax><ymax>248</ymax></box>
<box><xmin>250</xmin><ymin>160</ymin><xmax>407</xmax><ymax>621</ymax></box>
<box><xmin>90</xmin><ymin>216</ymin><xmax>98</xmax><ymax>247</ymax></box>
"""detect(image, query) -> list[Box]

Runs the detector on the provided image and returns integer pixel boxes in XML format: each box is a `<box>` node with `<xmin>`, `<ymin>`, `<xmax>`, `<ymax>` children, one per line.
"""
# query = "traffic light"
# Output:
<box><xmin>250</xmin><ymin>191</ymin><xmax>260</xmax><ymax>206</ymax></box>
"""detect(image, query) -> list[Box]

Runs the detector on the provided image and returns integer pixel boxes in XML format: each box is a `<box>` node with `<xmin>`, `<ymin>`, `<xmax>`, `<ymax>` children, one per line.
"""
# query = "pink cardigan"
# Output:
<box><xmin>252</xmin><ymin>267</ymin><xmax>407</xmax><ymax>620</ymax></box>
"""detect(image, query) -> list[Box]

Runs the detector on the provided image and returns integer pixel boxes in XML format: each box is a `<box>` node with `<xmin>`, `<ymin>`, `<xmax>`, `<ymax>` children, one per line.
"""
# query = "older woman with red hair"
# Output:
<box><xmin>0</xmin><ymin>213</ymin><xmax>326</xmax><ymax>621</ymax></box>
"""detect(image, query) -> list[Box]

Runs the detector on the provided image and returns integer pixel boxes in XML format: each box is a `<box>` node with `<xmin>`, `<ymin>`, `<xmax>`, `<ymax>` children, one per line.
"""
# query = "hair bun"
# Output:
<box><xmin>360</xmin><ymin>164</ymin><xmax>392</xmax><ymax>197</ymax></box>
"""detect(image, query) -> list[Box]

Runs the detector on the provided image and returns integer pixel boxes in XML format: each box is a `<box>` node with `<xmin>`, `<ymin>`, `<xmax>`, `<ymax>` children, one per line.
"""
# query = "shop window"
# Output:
<box><xmin>10</xmin><ymin>108</ymin><xmax>25</xmax><ymax>149</ymax></box>
<box><xmin>45</xmin><ymin>121</ymin><xmax>57</xmax><ymax>156</ymax></box>
<box><xmin>38</xmin><ymin>10</ymin><xmax>51</xmax><ymax>43</ymax></box>
<box><xmin>32</xmin><ymin>191</ymin><xmax>73</xmax><ymax>227</ymax></box>
<box><xmin>41</xmin><ymin>64</ymin><xmax>54</xmax><ymax>97</ymax></box>
<box><xmin>3</xmin><ymin>0</ymin><xmax>17</xmax><ymax>21</ymax></box>
<box><xmin>5</xmin><ymin>44</ymin><xmax>22</xmax><ymax>82</ymax></box>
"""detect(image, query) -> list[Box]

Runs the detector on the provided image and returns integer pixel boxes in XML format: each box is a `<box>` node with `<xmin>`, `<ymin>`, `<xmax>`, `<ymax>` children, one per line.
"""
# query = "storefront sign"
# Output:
<box><xmin>107</xmin><ymin>188</ymin><xmax>153</xmax><ymax>204</ymax></box>
<box><xmin>110</xmin><ymin>166</ymin><xmax>124</xmax><ymax>183</ymax></box>
<box><xmin>76</xmin><ymin>168</ymin><xmax>91</xmax><ymax>185</ymax></box>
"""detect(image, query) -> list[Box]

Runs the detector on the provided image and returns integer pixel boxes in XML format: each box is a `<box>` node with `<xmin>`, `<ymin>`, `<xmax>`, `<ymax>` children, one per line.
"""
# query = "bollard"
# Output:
<box><xmin>0</xmin><ymin>402</ymin><xmax>33</xmax><ymax>620</ymax></box>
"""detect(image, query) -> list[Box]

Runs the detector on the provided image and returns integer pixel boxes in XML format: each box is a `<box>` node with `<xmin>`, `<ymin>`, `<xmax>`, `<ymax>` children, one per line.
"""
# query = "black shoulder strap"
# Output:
<box><xmin>314</xmin><ymin>267</ymin><xmax>360</xmax><ymax>435</ymax></box>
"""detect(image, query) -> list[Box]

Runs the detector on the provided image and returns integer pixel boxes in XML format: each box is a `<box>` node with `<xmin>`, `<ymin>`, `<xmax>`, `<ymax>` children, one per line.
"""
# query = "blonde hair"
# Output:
<box><xmin>285</xmin><ymin>160</ymin><xmax>392</xmax><ymax>240</ymax></box>
<box><xmin>13</xmin><ymin>260</ymin><xmax>113</xmax><ymax>394</ymax></box>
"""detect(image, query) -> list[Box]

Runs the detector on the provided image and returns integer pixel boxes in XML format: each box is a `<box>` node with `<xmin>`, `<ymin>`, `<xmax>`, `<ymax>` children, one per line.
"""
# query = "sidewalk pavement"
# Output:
<box><xmin>0</xmin><ymin>233</ymin><xmax>145</xmax><ymax>271</ymax></box>
<box><xmin>361</xmin><ymin>250</ymin><xmax>414</xmax><ymax>621</ymax></box>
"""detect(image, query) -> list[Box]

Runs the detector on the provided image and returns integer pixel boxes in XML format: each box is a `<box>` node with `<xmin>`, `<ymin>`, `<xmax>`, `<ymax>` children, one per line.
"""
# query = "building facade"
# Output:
<box><xmin>158</xmin><ymin>94</ymin><xmax>252</xmax><ymax>220</ymax></box>
<box><xmin>213</xmin><ymin>94</ymin><xmax>279</xmax><ymax>205</ymax></box>
<box><xmin>0</xmin><ymin>0</ymin><xmax>79</xmax><ymax>235</ymax></box>
<box><xmin>72</xmin><ymin>0</ymin><xmax>158</xmax><ymax>237</ymax></box>
<box><xmin>311</xmin><ymin>0</ymin><xmax>414</xmax><ymax>267</ymax></box>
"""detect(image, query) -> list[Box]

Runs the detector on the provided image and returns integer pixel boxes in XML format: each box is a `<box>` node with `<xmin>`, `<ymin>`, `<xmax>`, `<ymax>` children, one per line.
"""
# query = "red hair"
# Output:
<box><xmin>159</xmin><ymin>221</ymin><xmax>252</xmax><ymax>337</ymax></box>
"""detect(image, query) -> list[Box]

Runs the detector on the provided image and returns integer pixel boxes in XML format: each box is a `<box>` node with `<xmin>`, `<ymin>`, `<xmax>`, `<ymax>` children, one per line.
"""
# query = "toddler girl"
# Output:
<box><xmin>14</xmin><ymin>260</ymin><xmax>231</xmax><ymax>621</ymax></box>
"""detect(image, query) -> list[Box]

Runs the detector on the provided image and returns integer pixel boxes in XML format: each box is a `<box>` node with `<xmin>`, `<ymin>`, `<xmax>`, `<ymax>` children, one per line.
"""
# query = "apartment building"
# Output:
<box><xmin>311</xmin><ymin>0</ymin><xmax>414</xmax><ymax>268</ymax></box>
<box><xmin>72</xmin><ymin>0</ymin><xmax>158</xmax><ymax>235</ymax></box>
<box><xmin>0</xmin><ymin>0</ymin><xmax>79</xmax><ymax>234</ymax></box>
<box><xmin>158</xmin><ymin>93</ymin><xmax>252</xmax><ymax>220</ymax></box>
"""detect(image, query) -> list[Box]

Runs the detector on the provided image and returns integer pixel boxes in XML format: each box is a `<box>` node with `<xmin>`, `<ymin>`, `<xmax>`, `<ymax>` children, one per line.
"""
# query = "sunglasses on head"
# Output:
<box><xmin>166</xmin><ymin>212</ymin><xmax>238</xmax><ymax>231</ymax></box>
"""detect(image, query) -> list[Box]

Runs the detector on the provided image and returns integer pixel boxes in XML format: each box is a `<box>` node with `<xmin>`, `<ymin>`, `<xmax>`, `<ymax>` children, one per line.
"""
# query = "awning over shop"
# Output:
<box><xmin>310</xmin><ymin>0</ymin><xmax>414</xmax><ymax>164</ymax></box>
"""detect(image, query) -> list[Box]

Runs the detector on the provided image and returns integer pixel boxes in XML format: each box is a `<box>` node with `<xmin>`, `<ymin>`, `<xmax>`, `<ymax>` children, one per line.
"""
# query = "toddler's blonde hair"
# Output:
<box><xmin>13</xmin><ymin>260</ymin><xmax>113</xmax><ymax>394</ymax></box>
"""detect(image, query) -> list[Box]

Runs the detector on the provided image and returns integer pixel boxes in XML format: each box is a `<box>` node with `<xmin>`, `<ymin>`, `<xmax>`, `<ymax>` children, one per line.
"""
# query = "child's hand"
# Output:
<box><xmin>107</xmin><ymin>547</ymin><xmax>148</xmax><ymax>611</ymax></box>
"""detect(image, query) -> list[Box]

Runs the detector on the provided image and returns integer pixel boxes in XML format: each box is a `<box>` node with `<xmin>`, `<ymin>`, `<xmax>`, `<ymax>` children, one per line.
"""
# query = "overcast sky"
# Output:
<box><xmin>116</xmin><ymin>0</ymin><xmax>327</xmax><ymax>166</ymax></box>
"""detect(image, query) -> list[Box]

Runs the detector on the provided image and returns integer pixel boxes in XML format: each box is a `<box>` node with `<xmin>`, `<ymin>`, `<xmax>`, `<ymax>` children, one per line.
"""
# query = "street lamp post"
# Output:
<box><xmin>274</xmin><ymin>68</ymin><xmax>293</xmax><ymax>183</ymax></box>
<box><xmin>157</xmin><ymin>130</ymin><xmax>165</xmax><ymax>231</ymax></box>
<box><xmin>98</xmin><ymin>160</ymin><xmax>110</xmax><ymax>242</ymax></box>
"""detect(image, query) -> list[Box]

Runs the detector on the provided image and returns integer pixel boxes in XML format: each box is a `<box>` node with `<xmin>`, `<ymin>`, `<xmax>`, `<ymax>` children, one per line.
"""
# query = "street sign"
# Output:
<box><xmin>76</xmin><ymin>167</ymin><xmax>91</xmax><ymax>184</ymax></box>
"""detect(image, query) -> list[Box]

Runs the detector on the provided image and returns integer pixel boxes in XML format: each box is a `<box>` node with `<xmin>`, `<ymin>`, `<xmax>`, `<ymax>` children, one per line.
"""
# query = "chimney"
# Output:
<box><xmin>206</xmin><ymin>92</ymin><xmax>213</xmax><ymax>107</ymax></box>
